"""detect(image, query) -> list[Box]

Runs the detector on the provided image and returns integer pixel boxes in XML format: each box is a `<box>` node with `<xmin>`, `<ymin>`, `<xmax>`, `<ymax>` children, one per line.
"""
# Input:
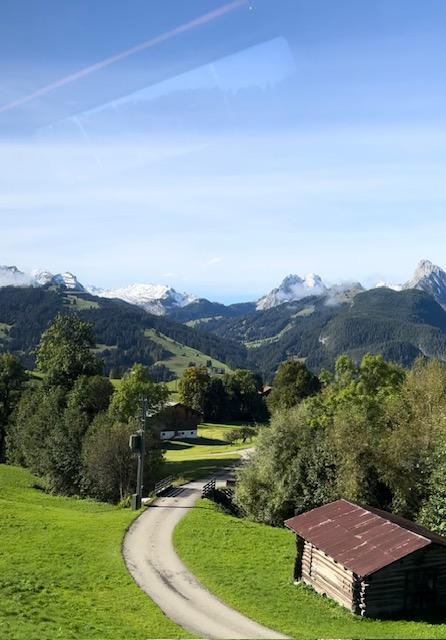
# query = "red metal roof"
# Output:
<box><xmin>284</xmin><ymin>499</ymin><xmax>446</xmax><ymax>576</ymax></box>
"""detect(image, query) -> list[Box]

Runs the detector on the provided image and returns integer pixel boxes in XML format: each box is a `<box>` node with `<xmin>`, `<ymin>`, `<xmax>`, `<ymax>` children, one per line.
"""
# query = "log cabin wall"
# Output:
<box><xmin>359</xmin><ymin>544</ymin><xmax>446</xmax><ymax>618</ymax></box>
<box><xmin>299</xmin><ymin>539</ymin><xmax>360</xmax><ymax>613</ymax></box>
<box><xmin>298</xmin><ymin>539</ymin><xmax>446</xmax><ymax>618</ymax></box>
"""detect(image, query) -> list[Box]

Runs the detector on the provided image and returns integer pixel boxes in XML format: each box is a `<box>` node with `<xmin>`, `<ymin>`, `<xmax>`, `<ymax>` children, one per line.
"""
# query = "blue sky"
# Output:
<box><xmin>2</xmin><ymin>1</ymin><xmax>446</xmax><ymax>302</ymax></box>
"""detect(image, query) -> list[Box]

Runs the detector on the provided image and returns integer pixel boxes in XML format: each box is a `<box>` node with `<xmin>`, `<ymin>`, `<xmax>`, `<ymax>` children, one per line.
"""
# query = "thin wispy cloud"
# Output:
<box><xmin>0</xmin><ymin>0</ymin><xmax>248</xmax><ymax>114</ymax></box>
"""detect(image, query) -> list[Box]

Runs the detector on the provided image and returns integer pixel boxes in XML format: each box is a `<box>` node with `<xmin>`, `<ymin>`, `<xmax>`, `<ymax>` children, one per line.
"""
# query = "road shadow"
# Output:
<box><xmin>163</xmin><ymin>436</ymin><xmax>227</xmax><ymax>450</ymax></box>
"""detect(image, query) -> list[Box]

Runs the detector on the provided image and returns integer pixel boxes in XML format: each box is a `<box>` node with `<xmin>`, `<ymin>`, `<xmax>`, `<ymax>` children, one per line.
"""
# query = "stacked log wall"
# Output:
<box><xmin>299</xmin><ymin>540</ymin><xmax>360</xmax><ymax>613</ymax></box>
<box><xmin>298</xmin><ymin>539</ymin><xmax>446</xmax><ymax>618</ymax></box>
<box><xmin>360</xmin><ymin>545</ymin><xmax>446</xmax><ymax>618</ymax></box>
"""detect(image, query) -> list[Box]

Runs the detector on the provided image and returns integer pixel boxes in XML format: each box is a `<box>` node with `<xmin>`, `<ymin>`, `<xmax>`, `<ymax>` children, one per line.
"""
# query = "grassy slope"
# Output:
<box><xmin>65</xmin><ymin>295</ymin><xmax>100</xmax><ymax>310</ymax></box>
<box><xmin>145</xmin><ymin>329</ymin><xmax>230</xmax><ymax>378</ymax></box>
<box><xmin>162</xmin><ymin>423</ymin><xmax>247</xmax><ymax>482</ymax></box>
<box><xmin>0</xmin><ymin>465</ymin><xmax>188</xmax><ymax>640</ymax></box>
<box><xmin>174</xmin><ymin>500</ymin><xmax>446</xmax><ymax>640</ymax></box>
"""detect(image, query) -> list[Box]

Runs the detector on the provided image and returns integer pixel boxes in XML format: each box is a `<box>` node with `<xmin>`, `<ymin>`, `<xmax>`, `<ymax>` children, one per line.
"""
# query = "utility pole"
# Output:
<box><xmin>131</xmin><ymin>396</ymin><xmax>147</xmax><ymax>510</ymax></box>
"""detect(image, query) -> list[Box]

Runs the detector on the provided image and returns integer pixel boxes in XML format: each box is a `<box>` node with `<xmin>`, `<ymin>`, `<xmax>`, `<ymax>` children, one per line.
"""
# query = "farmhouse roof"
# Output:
<box><xmin>147</xmin><ymin>401</ymin><xmax>202</xmax><ymax>418</ymax></box>
<box><xmin>164</xmin><ymin>401</ymin><xmax>202</xmax><ymax>415</ymax></box>
<box><xmin>284</xmin><ymin>499</ymin><xmax>446</xmax><ymax>576</ymax></box>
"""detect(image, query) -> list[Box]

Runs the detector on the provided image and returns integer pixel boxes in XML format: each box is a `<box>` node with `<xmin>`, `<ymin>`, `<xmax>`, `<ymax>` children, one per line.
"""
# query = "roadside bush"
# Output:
<box><xmin>82</xmin><ymin>414</ymin><xmax>163</xmax><ymax>503</ymax></box>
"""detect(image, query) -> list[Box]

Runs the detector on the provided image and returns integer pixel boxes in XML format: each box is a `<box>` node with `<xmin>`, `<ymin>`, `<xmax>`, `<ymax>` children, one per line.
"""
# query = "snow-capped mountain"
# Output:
<box><xmin>0</xmin><ymin>264</ymin><xmax>196</xmax><ymax>315</ymax></box>
<box><xmin>3</xmin><ymin>259</ymin><xmax>446</xmax><ymax>316</ymax></box>
<box><xmin>32</xmin><ymin>269</ymin><xmax>85</xmax><ymax>291</ymax></box>
<box><xmin>403</xmin><ymin>259</ymin><xmax>446</xmax><ymax>307</ymax></box>
<box><xmin>256</xmin><ymin>273</ymin><xmax>327</xmax><ymax>310</ymax></box>
<box><xmin>89</xmin><ymin>283</ymin><xmax>197</xmax><ymax>315</ymax></box>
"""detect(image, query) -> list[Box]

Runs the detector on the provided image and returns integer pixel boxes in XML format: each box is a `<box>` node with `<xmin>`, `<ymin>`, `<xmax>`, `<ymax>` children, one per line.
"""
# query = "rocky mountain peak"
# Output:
<box><xmin>256</xmin><ymin>272</ymin><xmax>327</xmax><ymax>310</ymax></box>
<box><xmin>404</xmin><ymin>259</ymin><xmax>446</xmax><ymax>308</ymax></box>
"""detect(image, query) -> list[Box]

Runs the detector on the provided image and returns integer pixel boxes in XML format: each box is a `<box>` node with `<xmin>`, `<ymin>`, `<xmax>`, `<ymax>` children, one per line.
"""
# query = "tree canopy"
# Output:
<box><xmin>0</xmin><ymin>353</ymin><xmax>25</xmax><ymax>461</ymax></box>
<box><xmin>235</xmin><ymin>354</ymin><xmax>446</xmax><ymax>527</ymax></box>
<box><xmin>109</xmin><ymin>364</ymin><xmax>169</xmax><ymax>422</ymax></box>
<box><xmin>267</xmin><ymin>360</ymin><xmax>320</xmax><ymax>413</ymax></box>
<box><xmin>36</xmin><ymin>314</ymin><xmax>101</xmax><ymax>388</ymax></box>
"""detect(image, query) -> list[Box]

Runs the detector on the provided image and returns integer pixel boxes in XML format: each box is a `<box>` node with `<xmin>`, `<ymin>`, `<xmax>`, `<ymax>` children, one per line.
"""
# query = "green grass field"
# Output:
<box><xmin>65</xmin><ymin>294</ymin><xmax>100</xmax><ymax>310</ymax></box>
<box><xmin>162</xmin><ymin>423</ymin><xmax>249</xmax><ymax>482</ymax></box>
<box><xmin>145</xmin><ymin>328</ymin><xmax>230</xmax><ymax>378</ymax></box>
<box><xmin>174</xmin><ymin>500</ymin><xmax>446</xmax><ymax>640</ymax></box>
<box><xmin>0</xmin><ymin>465</ymin><xmax>188</xmax><ymax>640</ymax></box>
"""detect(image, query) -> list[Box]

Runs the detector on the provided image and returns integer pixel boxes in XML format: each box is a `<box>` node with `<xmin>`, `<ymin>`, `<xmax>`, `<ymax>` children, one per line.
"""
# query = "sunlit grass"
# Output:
<box><xmin>0</xmin><ymin>465</ymin><xmax>188</xmax><ymax>640</ymax></box>
<box><xmin>174</xmin><ymin>500</ymin><xmax>446</xmax><ymax>640</ymax></box>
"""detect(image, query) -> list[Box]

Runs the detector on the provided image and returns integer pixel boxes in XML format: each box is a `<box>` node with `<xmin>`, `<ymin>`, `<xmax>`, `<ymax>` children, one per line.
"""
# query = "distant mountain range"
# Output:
<box><xmin>88</xmin><ymin>283</ymin><xmax>197</xmax><ymax>316</ymax></box>
<box><xmin>3</xmin><ymin>259</ymin><xmax>446</xmax><ymax>379</ymax></box>
<box><xmin>3</xmin><ymin>258</ymin><xmax>446</xmax><ymax>316</ymax></box>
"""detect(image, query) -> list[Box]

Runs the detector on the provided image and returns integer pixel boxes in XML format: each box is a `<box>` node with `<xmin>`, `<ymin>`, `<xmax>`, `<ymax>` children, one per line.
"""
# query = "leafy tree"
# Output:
<box><xmin>311</xmin><ymin>354</ymin><xmax>404</xmax><ymax>509</ymax></box>
<box><xmin>223</xmin><ymin>429</ymin><xmax>239</xmax><ymax>444</ymax></box>
<box><xmin>203</xmin><ymin>376</ymin><xmax>226</xmax><ymax>421</ymax></box>
<box><xmin>235</xmin><ymin>403</ymin><xmax>336</xmax><ymax>525</ymax></box>
<box><xmin>0</xmin><ymin>353</ymin><xmax>25</xmax><ymax>461</ymax></box>
<box><xmin>82</xmin><ymin>413</ymin><xmax>163</xmax><ymax>502</ymax></box>
<box><xmin>8</xmin><ymin>372</ymin><xmax>114</xmax><ymax>494</ymax></box>
<box><xmin>222</xmin><ymin>369</ymin><xmax>266</xmax><ymax>421</ymax></box>
<box><xmin>67</xmin><ymin>375</ymin><xmax>114</xmax><ymax>420</ymax></box>
<box><xmin>178</xmin><ymin>366</ymin><xmax>210</xmax><ymax>413</ymax></box>
<box><xmin>237</xmin><ymin>354</ymin><xmax>407</xmax><ymax>525</ymax></box>
<box><xmin>45</xmin><ymin>402</ymin><xmax>90</xmax><ymax>494</ymax></box>
<box><xmin>383</xmin><ymin>358</ymin><xmax>446</xmax><ymax>517</ymax></box>
<box><xmin>418</xmin><ymin>437</ymin><xmax>446</xmax><ymax>535</ymax></box>
<box><xmin>8</xmin><ymin>385</ymin><xmax>65</xmax><ymax>476</ymax></box>
<box><xmin>267</xmin><ymin>361</ymin><xmax>320</xmax><ymax>413</ymax></box>
<box><xmin>224</xmin><ymin>425</ymin><xmax>257</xmax><ymax>444</ymax></box>
<box><xmin>36</xmin><ymin>314</ymin><xmax>101</xmax><ymax>388</ymax></box>
<box><xmin>109</xmin><ymin>364</ymin><xmax>169</xmax><ymax>422</ymax></box>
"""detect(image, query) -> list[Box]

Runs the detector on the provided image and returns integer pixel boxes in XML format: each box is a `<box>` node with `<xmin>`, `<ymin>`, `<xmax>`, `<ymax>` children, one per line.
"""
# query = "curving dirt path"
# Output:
<box><xmin>122</xmin><ymin>471</ymin><xmax>288</xmax><ymax>640</ymax></box>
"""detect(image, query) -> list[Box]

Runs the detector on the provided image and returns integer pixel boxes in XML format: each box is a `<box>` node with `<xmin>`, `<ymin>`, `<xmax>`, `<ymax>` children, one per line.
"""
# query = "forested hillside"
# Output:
<box><xmin>203</xmin><ymin>288</ymin><xmax>446</xmax><ymax>379</ymax></box>
<box><xmin>0</xmin><ymin>286</ymin><xmax>247</xmax><ymax>376</ymax></box>
<box><xmin>168</xmin><ymin>299</ymin><xmax>256</xmax><ymax>324</ymax></box>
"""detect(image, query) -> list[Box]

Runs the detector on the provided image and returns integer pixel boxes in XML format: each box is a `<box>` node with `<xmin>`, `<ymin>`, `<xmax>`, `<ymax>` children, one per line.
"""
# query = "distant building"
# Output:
<box><xmin>258</xmin><ymin>385</ymin><xmax>272</xmax><ymax>397</ymax></box>
<box><xmin>149</xmin><ymin>401</ymin><xmax>202</xmax><ymax>440</ymax></box>
<box><xmin>285</xmin><ymin>499</ymin><xmax>446</xmax><ymax>618</ymax></box>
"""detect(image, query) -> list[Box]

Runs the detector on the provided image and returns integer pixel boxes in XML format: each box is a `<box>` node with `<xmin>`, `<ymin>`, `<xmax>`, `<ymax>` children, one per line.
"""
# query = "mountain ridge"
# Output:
<box><xmin>3</xmin><ymin>258</ymin><xmax>446</xmax><ymax>321</ymax></box>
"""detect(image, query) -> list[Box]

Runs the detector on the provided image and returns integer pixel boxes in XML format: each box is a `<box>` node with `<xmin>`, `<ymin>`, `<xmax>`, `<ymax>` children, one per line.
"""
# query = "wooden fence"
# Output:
<box><xmin>202</xmin><ymin>477</ymin><xmax>216</xmax><ymax>498</ymax></box>
<box><xmin>154</xmin><ymin>475</ymin><xmax>174</xmax><ymax>495</ymax></box>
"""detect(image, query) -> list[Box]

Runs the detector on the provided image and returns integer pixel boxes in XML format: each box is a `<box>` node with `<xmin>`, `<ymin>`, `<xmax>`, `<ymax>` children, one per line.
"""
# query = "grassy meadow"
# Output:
<box><xmin>145</xmin><ymin>328</ymin><xmax>230</xmax><ymax>378</ymax></box>
<box><xmin>0</xmin><ymin>465</ymin><xmax>188</xmax><ymax>640</ymax></box>
<box><xmin>162</xmin><ymin>422</ymin><xmax>250</xmax><ymax>482</ymax></box>
<box><xmin>174</xmin><ymin>500</ymin><xmax>446</xmax><ymax>640</ymax></box>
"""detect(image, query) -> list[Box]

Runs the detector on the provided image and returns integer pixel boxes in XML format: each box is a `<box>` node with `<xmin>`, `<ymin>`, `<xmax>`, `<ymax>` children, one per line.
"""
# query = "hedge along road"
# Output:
<box><xmin>122</xmin><ymin>468</ymin><xmax>288</xmax><ymax>640</ymax></box>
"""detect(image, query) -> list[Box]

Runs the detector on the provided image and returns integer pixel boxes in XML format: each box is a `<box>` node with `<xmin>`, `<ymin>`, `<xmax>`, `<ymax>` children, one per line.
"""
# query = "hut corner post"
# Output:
<box><xmin>353</xmin><ymin>573</ymin><xmax>366</xmax><ymax>616</ymax></box>
<box><xmin>293</xmin><ymin>535</ymin><xmax>305</xmax><ymax>583</ymax></box>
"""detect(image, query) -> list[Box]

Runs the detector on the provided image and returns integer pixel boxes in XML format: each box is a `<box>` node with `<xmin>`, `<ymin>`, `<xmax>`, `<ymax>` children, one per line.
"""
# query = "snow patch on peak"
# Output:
<box><xmin>406</xmin><ymin>259</ymin><xmax>444</xmax><ymax>288</ymax></box>
<box><xmin>375</xmin><ymin>281</ymin><xmax>403</xmax><ymax>292</ymax></box>
<box><xmin>31</xmin><ymin>269</ymin><xmax>54</xmax><ymax>286</ymax></box>
<box><xmin>404</xmin><ymin>259</ymin><xmax>446</xmax><ymax>307</ymax></box>
<box><xmin>257</xmin><ymin>273</ymin><xmax>327</xmax><ymax>310</ymax></box>
<box><xmin>31</xmin><ymin>270</ymin><xmax>85</xmax><ymax>291</ymax></box>
<box><xmin>90</xmin><ymin>282</ymin><xmax>197</xmax><ymax>315</ymax></box>
<box><xmin>51</xmin><ymin>272</ymin><xmax>85</xmax><ymax>291</ymax></box>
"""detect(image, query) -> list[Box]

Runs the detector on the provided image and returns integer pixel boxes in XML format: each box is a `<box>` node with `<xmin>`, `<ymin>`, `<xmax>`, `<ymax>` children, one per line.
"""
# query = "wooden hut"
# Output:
<box><xmin>285</xmin><ymin>499</ymin><xmax>446</xmax><ymax>618</ymax></box>
<box><xmin>149</xmin><ymin>402</ymin><xmax>202</xmax><ymax>440</ymax></box>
